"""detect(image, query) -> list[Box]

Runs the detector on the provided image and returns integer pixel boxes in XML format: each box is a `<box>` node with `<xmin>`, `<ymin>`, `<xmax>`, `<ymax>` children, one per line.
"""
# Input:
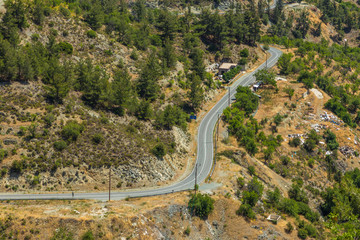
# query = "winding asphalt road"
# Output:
<box><xmin>0</xmin><ymin>47</ymin><xmax>282</xmax><ymax>201</ymax></box>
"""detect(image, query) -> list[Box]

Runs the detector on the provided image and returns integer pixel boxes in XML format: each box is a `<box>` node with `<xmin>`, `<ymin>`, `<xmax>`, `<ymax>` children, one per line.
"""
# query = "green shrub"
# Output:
<box><xmin>10</xmin><ymin>160</ymin><xmax>25</xmax><ymax>174</ymax></box>
<box><xmin>54</xmin><ymin>140</ymin><xmax>67</xmax><ymax>151</ymax></box>
<box><xmin>285</xmin><ymin>222</ymin><xmax>293</xmax><ymax>233</ymax></box>
<box><xmin>130</xmin><ymin>50</ymin><xmax>139</xmax><ymax>60</ymax></box>
<box><xmin>304</xmin><ymin>224</ymin><xmax>317</xmax><ymax>237</ymax></box>
<box><xmin>267</xmin><ymin>187</ymin><xmax>281</xmax><ymax>205</ymax></box>
<box><xmin>50</xmin><ymin>227</ymin><xmax>74</xmax><ymax>240</ymax></box>
<box><xmin>0</xmin><ymin>168</ymin><xmax>7</xmax><ymax>178</ymax></box>
<box><xmin>280</xmin><ymin>198</ymin><xmax>298</xmax><ymax>216</ymax></box>
<box><xmin>289</xmin><ymin>137</ymin><xmax>301</xmax><ymax>147</ymax></box>
<box><xmin>297</xmin><ymin>228</ymin><xmax>308</xmax><ymax>239</ymax></box>
<box><xmin>81</xmin><ymin>231</ymin><xmax>94</xmax><ymax>240</ymax></box>
<box><xmin>151</xmin><ymin>143</ymin><xmax>166</xmax><ymax>158</ymax></box>
<box><xmin>92</xmin><ymin>133</ymin><xmax>104</xmax><ymax>144</ymax></box>
<box><xmin>31</xmin><ymin>33</ymin><xmax>40</xmax><ymax>41</ymax></box>
<box><xmin>57</xmin><ymin>42</ymin><xmax>73</xmax><ymax>54</ymax></box>
<box><xmin>280</xmin><ymin>156</ymin><xmax>290</xmax><ymax>165</ymax></box>
<box><xmin>86</xmin><ymin>30</ymin><xmax>97</xmax><ymax>38</ymax></box>
<box><xmin>237</xmin><ymin>177</ymin><xmax>245</xmax><ymax>188</ymax></box>
<box><xmin>0</xmin><ymin>149</ymin><xmax>8</xmax><ymax>162</ymax></box>
<box><xmin>188</xmin><ymin>193</ymin><xmax>214</xmax><ymax>219</ymax></box>
<box><xmin>288</xmin><ymin>184</ymin><xmax>309</xmax><ymax>203</ymax></box>
<box><xmin>60</xmin><ymin>6</ymin><xmax>70</xmax><ymax>18</ymax></box>
<box><xmin>44</xmin><ymin>113</ymin><xmax>55</xmax><ymax>127</ymax></box>
<box><xmin>61</xmin><ymin>121</ymin><xmax>85</xmax><ymax>142</ymax></box>
<box><xmin>242</xmin><ymin>191</ymin><xmax>259</xmax><ymax>207</ymax></box>
<box><xmin>236</xmin><ymin>204</ymin><xmax>256</xmax><ymax>219</ymax></box>
<box><xmin>104</xmin><ymin>49</ymin><xmax>113</xmax><ymax>56</ymax></box>
<box><xmin>308</xmin><ymin>158</ymin><xmax>315</xmax><ymax>168</ymax></box>
<box><xmin>240</xmin><ymin>48</ymin><xmax>249</xmax><ymax>58</ymax></box>
<box><xmin>31</xmin><ymin>175</ymin><xmax>40</xmax><ymax>186</ymax></box>
<box><xmin>184</xmin><ymin>226</ymin><xmax>191</xmax><ymax>236</ymax></box>
<box><xmin>248</xmin><ymin>166</ymin><xmax>256</xmax><ymax>176</ymax></box>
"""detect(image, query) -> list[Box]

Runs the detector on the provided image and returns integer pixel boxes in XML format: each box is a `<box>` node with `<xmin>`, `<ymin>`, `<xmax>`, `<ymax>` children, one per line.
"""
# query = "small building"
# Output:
<box><xmin>267</xmin><ymin>214</ymin><xmax>281</xmax><ymax>223</ymax></box>
<box><xmin>218</xmin><ymin>63</ymin><xmax>238</xmax><ymax>75</ymax></box>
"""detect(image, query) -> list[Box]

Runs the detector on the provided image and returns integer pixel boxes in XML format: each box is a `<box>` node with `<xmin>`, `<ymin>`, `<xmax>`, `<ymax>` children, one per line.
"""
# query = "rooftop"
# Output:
<box><xmin>219</xmin><ymin>63</ymin><xmax>237</xmax><ymax>70</ymax></box>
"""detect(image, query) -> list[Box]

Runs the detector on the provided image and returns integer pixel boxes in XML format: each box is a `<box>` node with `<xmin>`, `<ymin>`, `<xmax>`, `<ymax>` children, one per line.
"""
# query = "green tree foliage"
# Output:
<box><xmin>278</xmin><ymin>53</ymin><xmax>293</xmax><ymax>75</ymax></box>
<box><xmin>255</xmin><ymin>69</ymin><xmax>276</xmax><ymax>87</ymax></box>
<box><xmin>57</xmin><ymin>42</ymin><xmax>73</xmax><ymax>54</ymax></box>
<box><xmin>135</xmin><ymin>100</ymin><xmax>153</xmax><ymax>121</ymax></box>
<box><xmin>303</xmin><ymin>129</ymin><xmax>320</xmax><ymax>152</ymax></box>
<box><xmin>61</xmin><ymin>121</ymin><xmax>85</xmax><ymax>142</ymax></box>
<box><xmin>133</xmin><ymin>0</ymin><xmax>146</xmax><ymax>22</ymax></box>
<box><xmin>236</xmin><ymin>204</ymin><xmax>256</xmax><ymax>219</ymax></box>
<box><xmin>188</xmin><ymin>73</ymin><xmax>204</xmax><ymax>111</ymax></box>
<box><xmin>157</xmin><ymin>9</ymin><xmax>177</xmax><ymax>41</ymax></box>
<box><xmin>325</xmin><ymin>97</ymin><xmax>354</xmax><ymax>126</ymax></box>
<box><xmin>288</xmin><ymin>183</ymin><xmax>309</xmax><ymax>204</ymax></box>
<box><xmin>2</xmin><ymin>0</ymin><xmax>29</xmax><ymax>30</ymax></box>
<box><xmin>189</xmin><ymin>48</ymin><xmax>205</xmax><ymax>80</ymax></box>
<box><xmin>272</xmin><ymin>0</ymin><xmax>284</xmax><ymax>24</ymax></box>
<box><xmin>81</xmin><ymin>231</ymin><xmax>94</xmax><ymax>240</ymax></box>
<box><xmin>161</xmin><ymin>38</ymin><xmax>177</xmax><ymax>71</ymax></box>
<box><xmin>280</xmin><ymin>198</ymin><xmax>298</xmax><ymax>216</ymax></box>
<box><xmin>242</xmin><ymin>190</ymin><xmax>260</xmax><ymax>207</ymax></box>
<box><xmin>84</xmin><ymin>3</ymin><xmax>104</xmax><ymax>30</ymax></box>
<box><xmin>247</xmin><ymin>177</ymin><xmax>264</xmax><ymax>198</ymax></box>
<box><xmin>110</xmin><ymin>68</ymin><xmax>134</xmax><ymax>115</ymax></box>
<box><xmin>32</xmin><ymin>0</ymin><xmax>46</xmax><ymax>25</ymax></box>
<box><xmin>273</xmin><ymin>113</ymin><xmax>283</xmax><ymax>126</ymax></box>
<box><xmin>297</xmin><ymin>71</ymin><xmax>315</xmax><ymax>92</ymax></box>
<box><xmin>151</xmin><ymin>143</ymin><xmax>166</xmax><ymax>158</ymax></box>
<box><xmin>267</xmin><ymin>187</ymin><xmax>281</xmax><ymax>206</ymax></box>
<box><xmin>232</xmin><ymin>86</ymin><xmax>259</xmax><ymax>116</ymax></box>
<box><xmin>155</xmin><ymin>105</ymin><xmax>187</xmax><ymax>130</ymax></box>
<box><xmin>223</xmin><ymin>65</ymin><xmax>242</xmax><ymax>82</ymax></box>
<box><xmin>188</xmin><ymin>193</ymin><xmax>215</xmax><ymax>219</ymax></box>
<box><xmin>54</xmin><ymin>140</ymin><xmax>67</xmax><ymax>151</ymax></box>
<box><xmin>294</xmin><ymin>11</ymin><xmax>310</xmax><ymax>39</ymax></box>
<box><xmin>43</xmin><ymin>59</ymin><xmax>72</xmax><ymax>103</ymax></box>
<box><xmin>283</xmin><ymin>87</ymin><xmax>295</xmax><ymax>100</ymax></box>
<box><xmin>324</xmin><ymin>129</ymin><xmax>339</xmax><ymax>151</ymax></box>
<box><xmin>137</xmin><ymin>54</ymin><xmax>161</xmax><ymax>101</ymax></box>
<box><xmin>75</xmin><ymin>59</ymin><xmax>108</xmax><ymax>107</ymax></box>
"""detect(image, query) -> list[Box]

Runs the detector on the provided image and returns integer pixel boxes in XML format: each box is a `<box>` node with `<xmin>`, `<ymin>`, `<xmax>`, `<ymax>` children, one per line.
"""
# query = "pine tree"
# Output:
<box><xmin>188</xmin><ymin>73</ymin><xmax>204</xmax><ymax>111</ymax></box>
<box><xmin>84</xmin><ymin>3</ymin><xmax>104</xmax><ymax>30</ymax></box>
<box><xmin>137</xmin><ymin>54</ymin><xmax>161</xmax><ymax>101</ymax></box>
<box><xmin>190</xmin><ymin>48</ymin><xmax>205</xmax><ymax>80</ymax></box>
<box><xmin>162</xmin><ymin>38</ymin><xmax>177</xmax><ymax>72</ymax></box>
<box><xmin>133</xmin><ymin>0</ymin><xmax>146</xmax><ymax>22</ymax></box>
<box><xmin>44</xmin><ymin>59</ymin><xmax>72</xmax><ymax>103</ymax></box>
<box><xmin>110</xmin><ymin>68</ymin><xmax>133</xmax><ymax>114</ymax></box>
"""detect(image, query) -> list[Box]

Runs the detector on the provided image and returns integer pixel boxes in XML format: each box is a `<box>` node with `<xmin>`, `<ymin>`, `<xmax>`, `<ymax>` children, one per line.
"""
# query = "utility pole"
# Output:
<box><xmin>195</xmin><ymin>163</ymin><xmax>198</xmax><ymax>194</ymax></box>
<box><xmin>217</xmin><ymin>113</ymin><xmax>220</xmax><ymax>142</ymax></box>
<box><xmin>109</xmin><ymin>166</ymin><xmax>111</xmax><ymax>202</ymax></box>
<box><xmin>265</xmin><ymin>51</ymin><xmax>268</xmax><ymax>69</ymax></box>
<box><xmin>228</xmin><ymin>87</ymin><xmax>231</xmax><ymax>106</ymax></box>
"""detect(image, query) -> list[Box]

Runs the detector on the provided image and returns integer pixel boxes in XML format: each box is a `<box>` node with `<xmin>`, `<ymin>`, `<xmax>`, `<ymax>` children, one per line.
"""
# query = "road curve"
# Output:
<box><xmin>0</xmin><ymin>47</ymin><xmax>282</xmax><ymax>201</ymax></box>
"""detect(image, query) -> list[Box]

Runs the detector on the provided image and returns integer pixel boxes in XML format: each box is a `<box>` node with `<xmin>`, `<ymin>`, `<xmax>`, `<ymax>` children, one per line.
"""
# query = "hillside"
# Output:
<box><xmin>1</xmin><ymin>0</ymin><xmax>360</xmax><ymax>239</ymax></box>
